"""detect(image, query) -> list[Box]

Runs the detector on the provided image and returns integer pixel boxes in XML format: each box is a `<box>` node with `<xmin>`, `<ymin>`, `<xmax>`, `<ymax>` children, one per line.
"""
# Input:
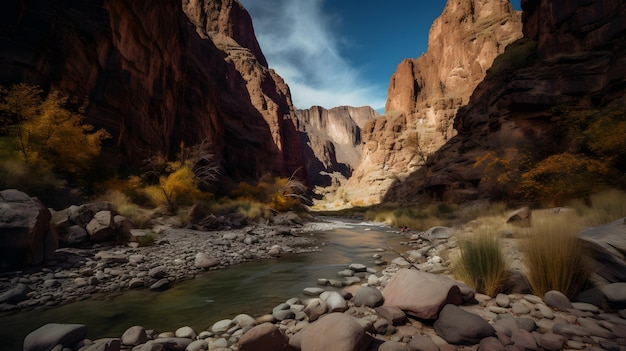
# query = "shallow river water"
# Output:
<box><xmin>0</xmin><ymin>219</ymin><xmax>407</xmax><ymax>350</ymax></box>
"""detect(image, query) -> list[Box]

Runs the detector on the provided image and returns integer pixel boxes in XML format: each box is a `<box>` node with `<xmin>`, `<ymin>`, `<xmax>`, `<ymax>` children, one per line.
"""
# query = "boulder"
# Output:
<box><xmin>434</xmin><ymin>304</ymin><xmax>495</xmax><ymax>345</ymax></box>
<box><xmin>62</xmin><ymin>225</ymin><xmax>90</xmax><ymax>246</ymax></box>
<box><xmin>579</xmin><ymin>218</ymin><xmax>626</xmax><ymax>284</ymax></box>
<box><xmin>237</xmin><ymin>323</ymin><xmax>294</xmax><ymax>351</ymax></box>
<box><xmin>23</xmin><ymin>323</ymin><xmax>88</xmax><ymax>351</ymax></box>
<box><xmin>86</xmin><ymin>210</ymin><xmax>115</xmax><ymax>241</ymax></box>
<box><xmin>121</xmin><ymin>325</ymin><xmax>148</xmax><ymax>346</ymax></box>
<box><xmin>0</xmin><ymin>283</ymin><xmax>33</xmax><ymax>304</ymax></box>
<box><xmin>353</xmin><ymin>286</ymin><xmax>384</xmax><ymax>307</ymax></box>
<box><xmin>298</xmin><ymin>313</ymin><xmax>369</xmax><ymax>351</ymax></box>
<box><xmin>382</xmin><ymin>269</ymin><xmax>468</xmax><ymax>319</ymax></box>
<box><xmin>0</xmin><ymin>189</ymin><xmax>57</xmax><ymax>267</ymax></box>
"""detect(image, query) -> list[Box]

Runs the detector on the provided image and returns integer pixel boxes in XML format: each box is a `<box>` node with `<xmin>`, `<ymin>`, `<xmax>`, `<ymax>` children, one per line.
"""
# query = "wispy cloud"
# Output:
<box><xmin>240</xmin><ymin>0</ymin><xmax>387</xmax><ymax>111</ymax></box>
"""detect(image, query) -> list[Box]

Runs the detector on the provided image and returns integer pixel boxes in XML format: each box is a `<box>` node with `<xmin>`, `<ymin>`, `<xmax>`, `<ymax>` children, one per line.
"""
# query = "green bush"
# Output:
<box><xmin>452</xmin><ymin>230</ymin><xmax>508</xmax><ymax>296</ymax></box>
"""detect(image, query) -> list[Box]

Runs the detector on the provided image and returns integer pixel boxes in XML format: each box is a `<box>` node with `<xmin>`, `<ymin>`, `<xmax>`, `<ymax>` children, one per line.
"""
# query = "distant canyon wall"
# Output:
<box><xmin>294</xmin><ymin>106</ymin><xmax>378</xmax><ymax>188</ymax></box>
<box><xmin>385</xmin><ymin>0</ymin><xmax>626</xmax><ymax>202</ymax></box>
<box><xmin>0</xmin><ymin>0</ymin><xmax>304</xmax><ymax>183</ymax></box>
<box><xmin>344</xmin><ymin>0</ymin><xmax>523</xmax><ymax>204</ymax></box>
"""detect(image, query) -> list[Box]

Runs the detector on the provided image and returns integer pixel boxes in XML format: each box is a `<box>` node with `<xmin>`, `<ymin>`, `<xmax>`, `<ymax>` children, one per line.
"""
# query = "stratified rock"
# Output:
<box><xmin>237</xmin><ymin>323</ymin><xmax>294</xmax><ymax>351</ymax></box>
<box><xmin>346</xmin><ymin>0</ymin><xmax>522</xmax><ymax>203</ymax></box>
<box><xmin>23</xmin><ymin>323</ymin><xmax>88</xmax><ymax>351</ymax></box>
<box><xmin>382</xmin><ymin>269</ymin><xmax>467</xmax><ymax>319</ymax></box>
<box><xmin>0</xmin><ymin>189</ymin><xmax>57</xmax><ymax>268</ymax></box>
<box><xmin>434</xmin><ymin>304</ymin><xmax>495</xmax><ymax>345</ymax></box>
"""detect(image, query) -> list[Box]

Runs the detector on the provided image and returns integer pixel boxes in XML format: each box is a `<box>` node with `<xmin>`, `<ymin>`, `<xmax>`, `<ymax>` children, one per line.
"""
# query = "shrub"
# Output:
<box><xmin>520</xmin><ymin>212</ymin><xmax>590</xmax><ymax>298</ymax></box>
<box><xmin>101</xmin><ymin>190</ymin><xmax>152</xmax><ymax>229</ymax></box>
<box><xmin>452</xmin><ymin>230</ymin><xmax>509</xmax><ymax>296</ymax></box>
<box><xmin>584</xmin><ymin>189</ymin><xmax>626</xmax><ymax>226</ymax></box>
<box><xmin>230</xmin><ymin>172</ymin><xmax>307</xmax><ymax>213</ymax></box>
<box><xmin>364</xmin><ymin>204</ymin><xmax>446</xmax><ymax>230</ymax></box>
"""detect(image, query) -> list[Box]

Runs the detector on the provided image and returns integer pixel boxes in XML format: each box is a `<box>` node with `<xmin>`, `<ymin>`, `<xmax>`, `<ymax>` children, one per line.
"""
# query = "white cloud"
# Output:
<box><xmin>240</xmin><ymin>0</ymin><xmax>387</xmax><ymax>111</ymax></box>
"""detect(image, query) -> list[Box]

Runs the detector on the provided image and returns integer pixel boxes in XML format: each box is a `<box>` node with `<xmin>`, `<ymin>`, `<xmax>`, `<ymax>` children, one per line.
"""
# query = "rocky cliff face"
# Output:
<box><xmin>0</xmin><ymin>0</ymin><xmax>304</xmax><ymax>182</ymax></box>
<box><xmin>385</xmin><ymin>0</ymin><xmax>626</xmax><ymax>202</ymax></box>
<box><xmin>294</xmin><ymin>106</ymin><xmax>378</xmax><ymax>188</ymax></box>
<box><xmin>344</xmin><ymin>0</ymin><xmax>522</xmax><ymax>204</ymax></box>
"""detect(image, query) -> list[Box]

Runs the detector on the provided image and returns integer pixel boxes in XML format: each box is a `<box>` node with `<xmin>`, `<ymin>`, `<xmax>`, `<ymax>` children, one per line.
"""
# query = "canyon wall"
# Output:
<box><xmin>0</xmin><ymin>0</ymin><xmax>304</xmax><ymax>182</ymax></box>
<box><xmin>344</xmin><ymin>0</ymin><xmax>522</xmax><ymax>205</ymax></box>
<box><xmin>384</xmin><ymin>0</ymin><xmax>626</xmax><ymax>202</ymax></box>
<box><xmin>294</xmin><ymin>106</ymin><xmax>378</xmax><ymax>190</ymax></box>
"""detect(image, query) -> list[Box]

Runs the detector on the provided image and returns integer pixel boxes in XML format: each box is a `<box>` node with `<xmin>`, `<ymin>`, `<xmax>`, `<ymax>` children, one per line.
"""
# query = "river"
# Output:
<box><xmin>0</xmin><ymin>219</ymin><xmax>407</xmax><ymax>350</ymax></box>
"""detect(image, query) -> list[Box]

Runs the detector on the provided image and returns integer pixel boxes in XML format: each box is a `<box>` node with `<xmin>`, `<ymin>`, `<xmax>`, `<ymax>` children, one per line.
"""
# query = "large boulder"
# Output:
<box><xmin>579</xmin><ymin>218</ymin><xmax>626</xmax><ymax>284</ymax></box>
<box><xmin>23</xmin><ymin>323</ymin><xmax>88</xmax><ymax>351</ymax></box>
<box><xmin>0</xmin><ymin>189</ymin><xmax>58</xmax><ymax>268</ymax></box>
<box><xmin>297</xmin><ymin>312</ymin><xmax>369</xmax><ymax>351</ymax></box>
<box><xmin>434</xmin><ymin>304</ymin><xmax>495</xmax><ymax>345</ymax></box>
<box><xmin>85</xmin><ymin>210</ymin><xmax>115</xmax><ymax>242</ymax></box>
<box><xmin>382</xmin><ymin>269</ymin><xmax>471</xmax><ymax>319</ymax></box>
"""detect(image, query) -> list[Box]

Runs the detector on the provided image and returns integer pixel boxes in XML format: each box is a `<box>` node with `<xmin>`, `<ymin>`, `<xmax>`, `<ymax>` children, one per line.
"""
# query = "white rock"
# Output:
<box><xmin>175</xmin><ymin>326</ymin><xmax>197</xmax><ymax>339</ymax></box>
<box><xmin>211</xmin><ymin>319</ymin><xmax>235</xmax><ymax>334</ymax></box>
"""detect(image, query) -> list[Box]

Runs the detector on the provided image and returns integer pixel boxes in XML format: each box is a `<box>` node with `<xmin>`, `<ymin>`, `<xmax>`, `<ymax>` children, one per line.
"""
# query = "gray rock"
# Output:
<box><xmin>379</xmin><ymin>340</ymin><xmax>407</xmax><ymax>351</ymax></box>
<box><xmin>434</xmin><ymin>304</ymin><xmax>495</xmax><ymax>344</ymax></box>
<box><xmin>374</xmin><ymin>318</ymin><xmax>393</xmax><ymax>335</ymax></box>
<box><xmin>536</xmin><ymin>333</ymin><xmax>565</xmax><ymax>351</ymax></box>
<box><xmin>149</xmin><ymin>279</ymin><xmax>170</xmax><ymax>291</ymax></box>
<box><xmin>572</xmin><ymin>302</ymin><xmax>600</xmax><ymax>313</ymax></box>
<box><xmin>337</xmin><ymin>269</ymin><xmax>354</xmax><ymax>277</ymax></box>
<box><xmin>579</xmin><ymin>218</ymin><xmax>626</xmax><ymax>284</ymax></box>
<box><xmin>194</xmin><ymin>252</ymin><xmax>219</xmax><ymax>269</ymax></box>
<box><xmin>86</xmin><ymin>210</ymin><xmax>115</xmax><ymax>241</ymax></box>
<box><xmin>349</xmin><ymin>263</ymin><xmax>367</xmax><ymax>272</ymax></box>
<box><xmin>64</xmin><ymin>225</ymin><xmax>89</xmax><ymax>245</ymax></box>
<box><xmin>495</xmin><ymin>293</ymin><xmax>510</xmax><ymax>308</ymax></box>
<box><xmin>543</xmin><ymin>290</ymin><xmax>573</xmax><ymax>311</ymax></box>
<box><xmin>273</xmin><ymin>309</ymin><xmax>295</xmax><ymax>321</ymax></box>
<box><xmin>577</xmin><ymin>317</ymin><xmax>615</xmax><ymax>338</ymax></box>
<box><xmin>304</xmin><ymin>298</ymin><xmax>327</xmax><ymax>322</ymax></box>
<box><xmin>186</xmin><ymin>339</ymin><xmax>208</xmax><ymax>351</ymax></box>
<box><xmin>408</xmin><ymin>335</ymin><xmax>439</xmax><ymax>351</ymax></box>
<box><xmin>422</xmin><ymin>226</ymin><xmax>452</xmax><ymax>240</ymax></box>
<box><xmin>323</xmin><ymin>291</ymin><xmax>348</xmax><ymax>312</ymax></box>
<box><xmin>0</xmin><ymin>283</ymin><xmax>32</xmax><ymax>304</ymax></box>
<box><xmin>233</xmin><ymin>314</ymin><xmax>257</xmax><ymax>328</ymax></box>
<box><xmin>211</xmin><ymin>319</ymin><xmax>235</xmax><ymax>334</ymax></box>
<box><xmin>510</xmin><ymin>329</ymin><xmax>537</xmax><ymax>350</ymax></box>
<box><xmin>121</xmin><ymin>325</ymin><xmax>147</xmax><ymax>346</ymax></box>
<box><xmin>148</xmin><ymin>266</ymin><xmax>167</xmax><ymax>279</ymax></box>
<box><xmin>478</xmin><ymin>337</ymin><xmax>505</xmax><ymax>351</ymax></box>
<box><xmin>601</xmin><ymin>282</ymin><xmax>626</xmax><ymax>304</ymax></box>
<box><xmin>23</xmin><ymin>323</ymin><xmax>88</xmax><ymax>351</ymax></box>
<box><xmin>522</xmin><ymin>294</ymin><xmax>543</xmax><ymax>305</ymax></box>
<box><xmin>375</xmin><ymin>306</ymin><xmax>406</xmax><ymax>325</ymax></box>
<box><xmin>146</xmin><ymin>337</ymin><xmax>192</xmax><ymax>351</ymax></box>
<box><xmin>353</xmin><ymin>286</ymin><xmax>384</xmax><ymax>307</ymax></box>
<box><xmin>511</xmin><ymin>302</ymin><xmax>530</xmax><ymax>315</ymax></box>
<box><xmin>128</xmin><ymin>278</ymin><xmax>144</xmax><ymax>288</ymax></box>
<box><xmin>175</xmin><ymin>326</ymin><xmax>196</xmax><ymax>339</ymax></box>
<box><xmin>536</xmin><ymin>303</ymin><xmax>554</xmax><ymax>319</ymax></box>
<box><xmin>302</xmin><ymin>287</ymin><xmax>325</xmax><ymax>296</ymax></box>
<box><xmin>515</xmin><ymin>317</ymin><xmax>537</xmax><ymax>332</ymax></box>
<box><xmin>79</xmin><ymin>338</ymin><xmax>121</xmax><ymax>351</ymax></box>
<box><xmin>552</xmin><ymin>323</ymin><xmax>589</xmax><ymax>337</ymax></box>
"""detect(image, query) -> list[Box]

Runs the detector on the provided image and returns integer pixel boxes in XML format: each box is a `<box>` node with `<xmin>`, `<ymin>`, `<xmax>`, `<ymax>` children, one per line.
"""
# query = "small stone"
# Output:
<box><xmin>337</xmin><ymin>269</ymin><xmax>354</xmax><ymax>277</ymax></box>
<box><xmin>349</xmin><ymin>263</ymin><xmax>367</xmax><ymax>272</ymax></box>
<box><xmin>408</xmin><ymin>335</ymin><xmax>439</xmax><ymax>351</ymax></box>
<box><xmin>128</xmin><ymin>278</ymin><xmax>144</xmax><ymax>288</ymax></box>
<box><xmin>572</xmin><ymin>302</ymin><xmax>600</xmax><ymax>313</ymax></box>
<box><xmin>303</xmin><ymin>287</ymin><xmax>325</xmax><ymax>296</ymax></box>
<box><xmin>353</xmin><ymin>286</ymin><xmax>384</xmax><ymax>307</ymax></box>
<box><xmin>602</xmin><ymin>283</ymin><xmax>626</xmax><ymax>304</ymax></box>
<box><xmin>121</xmin><ymin>326</ymin><xmax>148</xmax><ymax>346</ymax></box>
<box><xmin>536</xmin><ymin>304</ymin><xmax>554</xmax><ymax>319</ymax></box>
<box><xmin>511</xmin><ymin>302</ymin><xmax>531</xmax><ymax>315</ymax></box>
<box><xmin>511</xmin><ymin>329</ymin><xmax>537</xmax><ymax>350</ymax></box>
<box><xmin>211</xmin><ymin>319</ymin><xmax>235</xmax><ymax>334</ymax></box>
<box><xmin>496</xmin><ymin>293</ymin><xmax>510</xmax><ymax>308</ymax></box>
<box><xmin>536</xmin><ymin>333</ymin><xmax>565</xmax><ymax>351</ymax></box>
<box><xmin>478</xmin><ymin>336</ymin><xmax>505</xmax><ymax>351</ymax></box>
<box><xmin>175</xmin><ymin>326</ymin><xmax>197</xmax><ymax>339</ymax></box>
<box><xmin>523</xmin><ymin>294</ymin><xmax>543</xmax><ymax>304</ymax></box>
<box><xmin>544</xmin><ymin>290</ymin><xmax>573</xmax><ymax>311</ymax></box>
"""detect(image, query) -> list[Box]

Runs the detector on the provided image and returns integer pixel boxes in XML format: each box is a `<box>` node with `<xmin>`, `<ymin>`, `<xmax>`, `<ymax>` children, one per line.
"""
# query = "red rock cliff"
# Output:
<box><xmin>385</xmin><ymin>0</ymin><xmax>626</xmax><ymax>202</ymax></box>
<box><xmin>0</xmin><ymin>0</ymin><xmax>304</xmax><ymax>181</ymax></box>
<box><xmin>344</xmin><ymin>0</ymin><xmax>522</xmax><ymax>204</ymax></box>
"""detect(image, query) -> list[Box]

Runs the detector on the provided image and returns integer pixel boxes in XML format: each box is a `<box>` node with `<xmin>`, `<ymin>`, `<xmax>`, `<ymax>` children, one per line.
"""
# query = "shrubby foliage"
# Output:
<box><xmin>231</xmin><ymin>172</ymin><xmax>307</xmax><ymax>212</ymax></box>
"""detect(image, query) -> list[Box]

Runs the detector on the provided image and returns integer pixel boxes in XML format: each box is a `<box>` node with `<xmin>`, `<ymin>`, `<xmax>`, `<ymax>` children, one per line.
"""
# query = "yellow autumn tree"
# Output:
<box><xmin>0</xmin><ymin>84</ymin><xmax>110</xmax><ymax>173</ymax></box>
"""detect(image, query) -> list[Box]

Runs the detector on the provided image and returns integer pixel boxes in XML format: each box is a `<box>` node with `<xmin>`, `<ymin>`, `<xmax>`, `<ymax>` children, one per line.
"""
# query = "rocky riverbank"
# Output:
<box><xmin>0</xmin><ymin>218</ymin><xmax>349</xmax><ymax>312</ymax></box>
<box><xmin>11</xmin><ymin>220</ymin><xmax>626</xmax><ymax>351</ymax></box>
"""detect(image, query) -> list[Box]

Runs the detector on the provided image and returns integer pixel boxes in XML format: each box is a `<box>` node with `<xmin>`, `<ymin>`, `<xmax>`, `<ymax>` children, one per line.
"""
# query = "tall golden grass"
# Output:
<box><xmin>520</xmin><ymin>211</ymin><xmax>589</xmax><ymax>298</ymax></box>
<box><xmin>452</xmin><ymin>230</ymin><xmax>509</xmax><ymax>297</ymax></box>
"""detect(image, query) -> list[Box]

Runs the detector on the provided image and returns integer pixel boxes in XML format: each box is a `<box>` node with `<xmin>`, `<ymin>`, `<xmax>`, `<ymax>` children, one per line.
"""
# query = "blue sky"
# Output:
<box><xmin>239</xmin><ymin>0</ymin><xmax>522</xmax><ymax>112</ymax></box>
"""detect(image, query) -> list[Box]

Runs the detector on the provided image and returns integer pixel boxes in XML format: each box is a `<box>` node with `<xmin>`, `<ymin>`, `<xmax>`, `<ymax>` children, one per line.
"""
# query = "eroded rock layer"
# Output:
<box><xmin>345</xmin><ymin>0</ymin><xmax>522</xmax><ymax>204</ymax></box>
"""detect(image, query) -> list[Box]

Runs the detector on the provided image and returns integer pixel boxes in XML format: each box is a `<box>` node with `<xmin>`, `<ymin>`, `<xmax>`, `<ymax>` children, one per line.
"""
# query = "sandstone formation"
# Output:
<box><xmin>0</xmin><ymin>0</ymin><xmax>304</xmax><ymax>183</ymax></box>
<box><xmin>344</xmin><ymin>0</ymin><xmax>522</xmax><ymax>204</ymax></box>
<box><xmin>294</xmin><ymin>106</ymin><xmax>378</xmax><ymax>193</ymax></box>
<box><xmin>386</xmin><ymin>0</ymin><xmax>626</xmax><ymax>202</ymax></box>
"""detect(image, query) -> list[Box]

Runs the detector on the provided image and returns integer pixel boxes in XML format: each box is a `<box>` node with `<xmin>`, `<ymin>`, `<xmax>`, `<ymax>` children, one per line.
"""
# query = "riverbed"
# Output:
<box><xmin>0</xmin><ymin>219</ymin><xmax>407</xmax><ymax>350</ymax></box>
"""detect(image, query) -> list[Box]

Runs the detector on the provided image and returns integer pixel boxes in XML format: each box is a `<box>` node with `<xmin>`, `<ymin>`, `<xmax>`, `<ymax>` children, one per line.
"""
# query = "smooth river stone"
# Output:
<box><xmin>303</xmin><ymin>287</ymin><xmax>325</xmax><ymax>296</ymax></box>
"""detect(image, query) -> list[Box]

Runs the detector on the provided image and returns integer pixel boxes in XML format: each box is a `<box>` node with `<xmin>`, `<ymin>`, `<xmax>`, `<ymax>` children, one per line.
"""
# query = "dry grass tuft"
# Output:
<box><xmin>452</xmin><ymin>229</ymin><xmax>509</xmax><ymax>297</ymax></box>
<box><xmin>520</xmin><ymin>212</ymin><xmax>590</xmax><ymax>298</ymax></box>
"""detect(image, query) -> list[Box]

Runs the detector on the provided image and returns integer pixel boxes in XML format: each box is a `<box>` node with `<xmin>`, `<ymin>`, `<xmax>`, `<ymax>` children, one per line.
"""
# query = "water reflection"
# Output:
<box><xmin>0</xmin><ymin>220</ymin><xmax>405</xmax><ymax>350</ymax></box>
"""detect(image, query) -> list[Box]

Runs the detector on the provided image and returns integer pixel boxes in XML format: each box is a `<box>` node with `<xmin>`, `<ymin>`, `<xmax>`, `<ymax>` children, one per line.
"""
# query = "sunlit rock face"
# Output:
<box><xmin>344</xmin><ymin>0</ymin><xmax>523</xmax><ymax>204</ymax></box>
<box><xmin>294</xmin><ymin>106</ymin><xmax>378</xmax><ymax>187</ymax></box>
<box><xmin>386</xmin><ymin>0</ymin><xmax>626</xmax><ymax>202</ymax></box>
<box><xmin>0</xmin><ymin>0</ymin><xmax>304</xmax><ymax>181</ymax></box>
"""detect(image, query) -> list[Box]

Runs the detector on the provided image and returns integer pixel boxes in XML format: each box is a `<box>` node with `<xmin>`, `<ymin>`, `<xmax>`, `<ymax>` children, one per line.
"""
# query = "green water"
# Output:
<box><xmin>0</xmin><ymin>220</ymin><xmax>406</xmax><ymax>350</ymax></box>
